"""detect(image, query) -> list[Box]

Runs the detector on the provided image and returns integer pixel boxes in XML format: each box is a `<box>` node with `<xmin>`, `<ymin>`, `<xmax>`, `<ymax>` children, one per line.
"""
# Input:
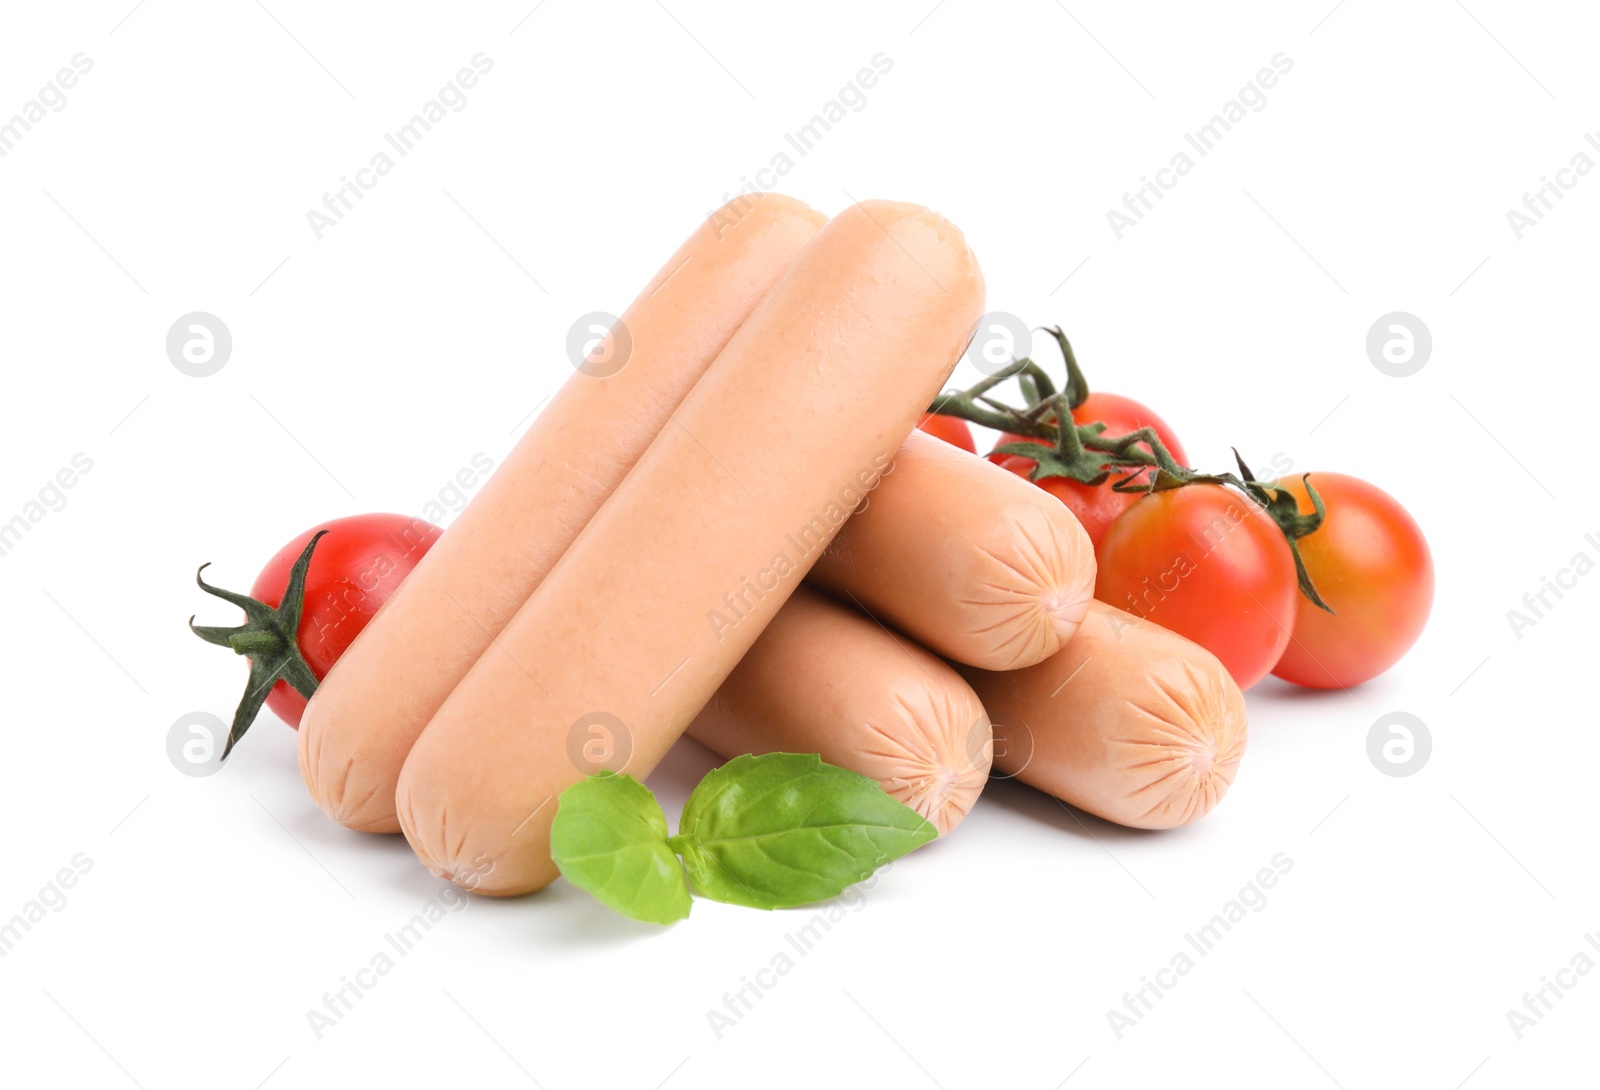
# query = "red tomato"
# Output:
<box><xmin>996</xmin><ymin>454</ymin><xmax>1140</xmax><ymax>552</ymax></box>
<box><xmin>1270</xmin><ymin>474</ymin><xmax>1433</xmax><ymax>689</ymax></box>
<box><xmin>1095</xmin><ymin>484</ymin><xmax>1297</xmax><ymax>689</ymax></box>
<box><xmin>987</xmin><ymin>392</ymin><xmax>1189</xmax><ymax>550</ymax></box>
<box><xmin>250</xmin><ymin>513</ymin><xmax>442</xmax><ymax>726</ymax></box>
<box><xmin>917</xmin><ymin>413</ymin><xmax>976</xmax><ymax>453</ymax></box>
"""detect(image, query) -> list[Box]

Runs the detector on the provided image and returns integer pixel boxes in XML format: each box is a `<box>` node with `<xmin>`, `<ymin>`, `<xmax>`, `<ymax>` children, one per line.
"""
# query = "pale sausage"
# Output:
<box><xmin>808</xmin><ymin>429</ymin><xmax>1095</xmax><ymax>670</ymax></box>
<box><xmin>299</xmin><ymin>194</ymin><xmax>826</xmax><ymax>832</ymax></box>
<box><xmin>688</xmin><ymin>586</ymin><xmax>992</xmax><ymax>836</ymax></box>
<box><xmin>396</xmin><ymin>200</ymin><xmax>985</xmax><ymax>894</ymax></box>
<box><xmin>955</xmin><ymin>601</ymin><xmax>1247</xmax><ymax>829</ymax></box>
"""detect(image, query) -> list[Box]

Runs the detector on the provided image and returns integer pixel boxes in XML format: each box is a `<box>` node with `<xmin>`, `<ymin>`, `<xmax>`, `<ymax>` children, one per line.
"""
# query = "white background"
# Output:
<box><xmin>1</xmin><ymin>1</ymin><xmax>1594</xmax><ymax>1086</ymax></box>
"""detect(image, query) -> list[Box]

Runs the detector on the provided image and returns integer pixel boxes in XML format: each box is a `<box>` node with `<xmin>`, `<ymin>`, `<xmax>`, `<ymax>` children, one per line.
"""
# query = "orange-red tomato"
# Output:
<box><xmin>1095</xmin><ymin>484</ymin><xmax>1297</xmax><ymax>689</ymax></box>
<box><xmin>917</xmin><ymin>413</ymin><xmax>976</xmax><ymax>453</ymax></box>
<box><xmin>1270</xmin><ymin>474</ymin><xmax>1433</xmax><ymax>689</ymax></box>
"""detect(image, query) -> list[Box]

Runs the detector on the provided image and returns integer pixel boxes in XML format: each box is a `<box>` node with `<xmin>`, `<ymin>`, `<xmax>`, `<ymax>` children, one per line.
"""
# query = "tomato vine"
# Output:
<box><xmin>928</xmin><ymin>326</ymin><xmax>1333</xmax><ymax>611</ymax></box>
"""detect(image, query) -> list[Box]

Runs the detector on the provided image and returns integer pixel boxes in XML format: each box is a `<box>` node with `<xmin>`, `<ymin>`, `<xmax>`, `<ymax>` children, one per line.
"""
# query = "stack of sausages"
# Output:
<box><xmin>296</xmin><ymin>194</ymin><xmax>1247</xmax><ymax>898</ymax></box>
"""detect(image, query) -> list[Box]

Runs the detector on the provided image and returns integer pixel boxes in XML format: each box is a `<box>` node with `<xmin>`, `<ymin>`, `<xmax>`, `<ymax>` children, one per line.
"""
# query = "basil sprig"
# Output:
<box><xmin>549</xmin><ymin>753</ymin><xmax>935</xmax><ymax>924</ymax></box>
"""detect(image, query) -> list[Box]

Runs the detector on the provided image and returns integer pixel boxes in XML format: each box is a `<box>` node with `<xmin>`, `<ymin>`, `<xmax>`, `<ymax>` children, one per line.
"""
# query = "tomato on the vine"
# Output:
<box><xmin>988</xmin><ymin>392</ymin><xmax>1190</xmax><ymax>550</ymax></box>
<box><xmin>1269</xmin><ymin>474</ymin><xmax>1432</xmax><ymax>689</ymax></box>
<box><xmin>987</xmin><ymin>392</ymin><xmax>1188</xmax><ymax>470</ymax></box>
<box><xmin>1075</xmin><ymin>392</ymin><xmax>1189</xmax><ymax>471</ymax></box>
<box><xmin>917</xmin><ymin>412</ymin><xmax>977</xmax><ymax>453</ymax></box>
<box><xmin>1094</xmin><ymin>484</ymin><xmax>1297</xmax><ymax>689</ymax></box>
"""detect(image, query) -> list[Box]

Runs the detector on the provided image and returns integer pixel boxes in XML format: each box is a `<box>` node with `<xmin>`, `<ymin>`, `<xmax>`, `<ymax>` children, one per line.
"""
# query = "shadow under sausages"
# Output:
<box><xmin>373</xmin><ymin>841</ymin><xmax>684</xmax><ymax>948</ymax></box>
<box><xmin>356</xmin><ymin>737</ymin><xmax>745</xmax><ymax>949</ymax></box>
<box><xmin>979</xmin><ymin>775</ymin><xmax>1165</xmax><ymax>845</ymax></box>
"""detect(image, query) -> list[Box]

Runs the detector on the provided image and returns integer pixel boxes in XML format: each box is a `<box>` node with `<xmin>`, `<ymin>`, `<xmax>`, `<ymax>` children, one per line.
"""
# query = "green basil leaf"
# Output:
<box><xmin>550</xmin><ymin>771</ymin><xmax>690</xmax><ymax>924</ymax></box>
<box><xmin>669</xmin><ymin>753</ymin><xmax>935</xmax><ymax>910</ymax></box>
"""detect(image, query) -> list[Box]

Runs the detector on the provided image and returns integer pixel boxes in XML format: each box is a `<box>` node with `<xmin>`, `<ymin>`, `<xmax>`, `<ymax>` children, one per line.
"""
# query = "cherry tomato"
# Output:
<box><xmin>250</xmin><ymin>513</ymin><xmax>442</xmax><ymax>726</ymax></box>
<box><xmin>988</xmin><ymin>392</ymin><xmax>1190</xmax><ymax>551</ymax></box>
<box><xmin>1270</xmin><ymin>474</ymin><xmax>1433</xmax><ymax>689</ymax></box>
<box><xmin>917</xmin><ymin>413</ymin><xmax>977</xmax><ymax>453</ymax></box>
<box><xmin>995</xmin><ymin>454</ymin><xmax>1140</xmax><ymax>552</ymax></box>
<box><xmin>1095</xmin><ymin>484</ymin><xmax>1297</xmax><ymax>689</ymax></box>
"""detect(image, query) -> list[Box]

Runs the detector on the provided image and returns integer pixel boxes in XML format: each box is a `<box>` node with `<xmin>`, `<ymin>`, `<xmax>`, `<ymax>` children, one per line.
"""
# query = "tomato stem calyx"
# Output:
<box><xmin>1229</xmin><ymin>452</ymin><xmax>1333</xmax><ymax>613</ymax></box>
<box><xmin>189</xmin><ymin>531</ymin><xmax>326</xmax><ymax>758</ymax></box>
